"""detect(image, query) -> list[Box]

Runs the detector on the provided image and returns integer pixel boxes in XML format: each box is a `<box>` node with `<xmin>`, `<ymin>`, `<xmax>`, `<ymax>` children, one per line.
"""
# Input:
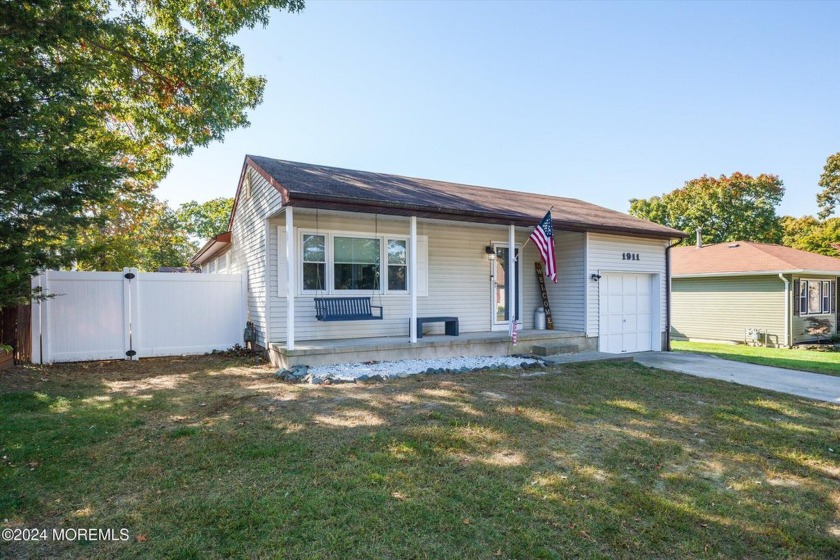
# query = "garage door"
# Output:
<box><xmin>599</xmin><ymin>273</ymin><xmax>653</xmax><ymax>353</ymax></box>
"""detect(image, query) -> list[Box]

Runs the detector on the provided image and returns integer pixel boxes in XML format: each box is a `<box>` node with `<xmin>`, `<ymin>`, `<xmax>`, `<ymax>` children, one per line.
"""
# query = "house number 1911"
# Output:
<box><xmin>622</xmin><ymin>252</ymin><xmax>640</xmax><ymax>261</ymax></box>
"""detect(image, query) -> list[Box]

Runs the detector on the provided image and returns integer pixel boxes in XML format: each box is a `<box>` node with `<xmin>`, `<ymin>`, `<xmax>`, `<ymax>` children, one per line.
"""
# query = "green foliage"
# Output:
<box><xmin>816</xmin><ymin>152</ymin><xmax>840</xmax><ymax>219</ymax></box>
<box><xmin>70</xmin><ymin>193</ymin><xmax>195</xmax><ymax>271</ymax></box>
<box><xmin>781</xmin><ymin>215</ymin><xmax>840</xmax><ymax>257</ymax></box>
<box><xmin>0</xmin><ymin>0</ymin><xmax>303</xmax><ymax>308</ymax></box>
<box><xmin>176</xmin><ymin>197</ymin><xmax>234</xmax><ymax>242</ymax></box>
<box><xmin>630</xmin><ymin>172</ymin><xmax>784</xmax><ymax>245</ymax></box>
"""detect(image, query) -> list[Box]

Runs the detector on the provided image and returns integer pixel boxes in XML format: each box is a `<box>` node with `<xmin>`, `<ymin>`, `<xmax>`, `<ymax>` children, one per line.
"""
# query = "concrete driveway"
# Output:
<box><xmin>633</xmin><ymin>352</ymin><xmax>840</xmax><ymax>404</ymax></box>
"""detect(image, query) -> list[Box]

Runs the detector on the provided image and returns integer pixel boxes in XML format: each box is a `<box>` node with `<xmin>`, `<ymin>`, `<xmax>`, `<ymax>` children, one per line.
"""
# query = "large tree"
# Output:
<box><xmin>816</xmin><ymin>152</ymin><xmax>840</xmax><ymax>219</ymax></box>
<box><xmin>629</xmin><ymin>172</ymin><xmax>785</xmax><ymax>245</ymax></box>
<box><xmin>176</xmin><ymin>197</ymin><xmax>234</xmax><ymax>243</ymax></box>
<box><xmin>781</xmin><ymin>215</ymin><xmax>840</xmax><ymax>257</ymax></box>
<box><xmin>70</xmin><ymin>193</ymin><xmax>195</xmax><ymax>271</ymax></box>
<box><xmin>0</xmin><ymin>0</ymin><xmax>303</xmax><ymax>308</ymax></box>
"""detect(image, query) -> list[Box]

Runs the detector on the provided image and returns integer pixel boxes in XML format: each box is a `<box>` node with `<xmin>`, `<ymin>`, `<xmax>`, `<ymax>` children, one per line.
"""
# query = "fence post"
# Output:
<box><xmin>42</xmin><ymin>270</ymin><xmax>51</xmax><ymax>364</ymax></box>
<box><xmin>30</xmin><ymin>273</ymin><xmax>42</xmax><ymax>364</ymax></box>
<box><xmin>122</xmin><ymin>267</ymin><xmax>139</xmax><ymax>360</ymax></box>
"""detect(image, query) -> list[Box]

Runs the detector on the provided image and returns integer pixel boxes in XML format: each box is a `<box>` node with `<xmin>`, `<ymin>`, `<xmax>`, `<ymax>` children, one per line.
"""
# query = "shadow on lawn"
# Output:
<box><xmin>1</xmin><ymin>357</ymin><xmax>839</xmax><ymax>559</ymax></box>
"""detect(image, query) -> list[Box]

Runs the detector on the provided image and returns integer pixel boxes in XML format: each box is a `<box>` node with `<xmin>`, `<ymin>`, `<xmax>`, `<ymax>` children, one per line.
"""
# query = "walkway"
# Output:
<box><xmin>633</xmin><ymin>351</ymin><xmax>840</xmax><ymax>404</ymax></box>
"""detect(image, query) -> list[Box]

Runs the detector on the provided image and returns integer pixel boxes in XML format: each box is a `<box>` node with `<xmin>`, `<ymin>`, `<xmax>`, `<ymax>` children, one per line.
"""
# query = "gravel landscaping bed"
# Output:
<box><xmin>276</xmin><ymin>355</ymin><xmax>545</xmax><ymax>384</ymax></box>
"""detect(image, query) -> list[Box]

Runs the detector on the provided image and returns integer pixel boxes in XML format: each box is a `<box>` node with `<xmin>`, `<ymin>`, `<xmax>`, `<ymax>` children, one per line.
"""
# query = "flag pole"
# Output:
<box><xmin>515</xmin><ymin>238</ymin><xmax>531</xmax><ymax>260</ymax></box>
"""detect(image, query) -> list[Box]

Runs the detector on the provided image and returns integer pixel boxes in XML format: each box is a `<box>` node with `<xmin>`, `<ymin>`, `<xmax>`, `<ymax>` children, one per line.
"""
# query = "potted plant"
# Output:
<box><xmin>0</xmin><ymin>344</ymin><xmax>13</xmax><ymax>370</ymax></box>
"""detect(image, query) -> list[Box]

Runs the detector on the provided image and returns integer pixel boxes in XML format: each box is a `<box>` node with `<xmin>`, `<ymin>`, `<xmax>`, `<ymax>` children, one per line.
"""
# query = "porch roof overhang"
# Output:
<box><xmin>239</xmin><ymin>155</ymin><xmax>687</xmax><ymax>241</ymax></box>
<box><xmin>189</xmin><ymin>232</ymin><xmax>231</xmax><ymax>266</ymax></box>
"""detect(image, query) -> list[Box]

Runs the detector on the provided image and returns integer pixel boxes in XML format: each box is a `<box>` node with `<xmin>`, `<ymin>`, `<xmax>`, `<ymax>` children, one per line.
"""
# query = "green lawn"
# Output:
<box><xmin>672</xmin><ymin>340</ymin><xmax>840</xmax><ymax>377</ymax></box>
<box><xmin>2</xmin><ymin>356</ymin><xmax>839</xmax><ymax>559</ymax></box>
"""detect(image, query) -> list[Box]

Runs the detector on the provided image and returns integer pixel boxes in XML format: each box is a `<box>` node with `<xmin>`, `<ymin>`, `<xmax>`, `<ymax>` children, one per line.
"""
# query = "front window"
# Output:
<box><xmin>302</xmin><ymin>234</ymin><xmax>326</xmax><ymax>291</ymax></box>
<box><xmin>387</xmin><ymin>239</ymin><xmax>407</xmax><ymax>291</ymax></box>
<box><xmin>799</xmin><ymin>279</ymin><xmax>835</xmax><ymax>315</ymax></box>
<box><xmin>334</xmin><ymin>237</ymin><xmax>380</xmax><ymax>291</ymax></box>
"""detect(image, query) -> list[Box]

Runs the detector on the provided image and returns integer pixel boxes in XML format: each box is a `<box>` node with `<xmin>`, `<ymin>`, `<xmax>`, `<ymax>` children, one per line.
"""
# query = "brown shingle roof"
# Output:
<box><xmin>246</xmin><ymin>156</ymin><xmax>685</xmax><ymax>239</ymax></box>
<box><xmin>672</xmin><ymin>241</ymin><xmax>840</xmax><ymax>276</ymax></box>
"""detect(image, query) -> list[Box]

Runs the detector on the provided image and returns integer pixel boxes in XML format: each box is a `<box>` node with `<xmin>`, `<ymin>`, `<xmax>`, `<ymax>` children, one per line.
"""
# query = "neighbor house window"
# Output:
<box><xmin>333</xmin><ymin>236</ymin><xmax>380</xmax><ymax>291</ymax></box>
<box><xmin>387</xmin><ymin>239</ymin><xmax>407</xmax><ymax>291</ymax></box>
<box><xmin>302</xmin><ymin>234</ymin><xmax>326</xmax><ymax>291</ymax></box>
<box><xmin>799</xmin><ymin>279</ymin><xmax>835</xmax><ymax>315</ymax></box>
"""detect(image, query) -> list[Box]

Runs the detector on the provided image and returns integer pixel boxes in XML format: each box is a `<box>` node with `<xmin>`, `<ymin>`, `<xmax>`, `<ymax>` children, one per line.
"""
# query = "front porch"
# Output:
<box><xmin>269</xmin><ymin>329</ymin><xmax>595</xmax><ymax>368</ymax></box>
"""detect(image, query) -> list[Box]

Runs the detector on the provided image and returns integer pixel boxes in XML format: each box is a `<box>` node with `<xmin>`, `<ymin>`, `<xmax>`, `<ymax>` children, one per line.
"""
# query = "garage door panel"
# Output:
<box><xmin>636</xmin><ymin>313</ymin><xmax>651</xmax><ymax>332</ymax></box>
<box><xmin>599</xmin><ymin>273</ymin><xmax>654</xmax><ymax>354</ymax></box>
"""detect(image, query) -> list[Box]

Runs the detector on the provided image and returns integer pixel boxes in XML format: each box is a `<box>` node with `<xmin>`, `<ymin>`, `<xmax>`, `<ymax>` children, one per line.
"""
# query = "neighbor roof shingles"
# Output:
<box><xmin>246</xmin><ymin>155</ymin><xmax>685</xmax><ymax>239</ymax></box>
<box><xmin>672</xmin><ymin>241</ymin><xmax>840</xmax><ymax>276</ymax></box>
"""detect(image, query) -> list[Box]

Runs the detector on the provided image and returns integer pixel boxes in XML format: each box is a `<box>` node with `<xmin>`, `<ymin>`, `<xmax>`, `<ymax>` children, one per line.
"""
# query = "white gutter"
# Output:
<box><xmin>675</xmin><ymin>269</ymin><xmax>840</xmax><ymax>279</ymax></box>
<box><xmin>779</xmin><ymin>273</ymin><xmax>790</xmax><ymax>348</ymax></box>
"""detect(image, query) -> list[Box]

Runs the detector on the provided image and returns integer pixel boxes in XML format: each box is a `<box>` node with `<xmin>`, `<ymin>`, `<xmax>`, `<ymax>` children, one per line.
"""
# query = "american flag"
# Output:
<box><xmin>530</xmin><ymin>211</ymin><xmax>557</xmax><ymax>283</ymax></box>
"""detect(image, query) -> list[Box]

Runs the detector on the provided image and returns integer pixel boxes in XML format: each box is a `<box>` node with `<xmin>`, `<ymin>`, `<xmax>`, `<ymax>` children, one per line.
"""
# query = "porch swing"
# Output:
<box><xmin>314</xmin><ymin>211</ymin><xmax>384</xmax><ymax>321</ymax></box>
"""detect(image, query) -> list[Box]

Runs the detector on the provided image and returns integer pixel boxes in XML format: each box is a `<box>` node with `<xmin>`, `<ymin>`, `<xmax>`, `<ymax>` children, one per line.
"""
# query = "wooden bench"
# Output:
<box><xmin>315</xmin><ymin>297</ymin><xmax>383</xmax><ymax>321</ymax></box>
<box><xmin>414</xmin><ymin>316</ymin><xmax>459</xmax><ymax>338</ymax></box>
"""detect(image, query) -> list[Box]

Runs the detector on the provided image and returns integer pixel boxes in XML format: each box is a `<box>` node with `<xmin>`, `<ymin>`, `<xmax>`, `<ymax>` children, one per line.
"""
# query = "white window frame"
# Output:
<box><xmin>385</xmin><ymin>238</ymin><xmax>409</xmax><ymax>294</ymax></box>
<box><xmin>297</xmin><ymin>230</ymin><xmax>411</xmax><ymax>296</ymax></box>
<box><xmin>301</xmin><ymin>233</ymin><xmax>327</xmax><ymax>292</ymax></box>
<box><xmin>799</xmin><ymin>279</ymin><xmax>834</xmax><ymax>316</ymax></box>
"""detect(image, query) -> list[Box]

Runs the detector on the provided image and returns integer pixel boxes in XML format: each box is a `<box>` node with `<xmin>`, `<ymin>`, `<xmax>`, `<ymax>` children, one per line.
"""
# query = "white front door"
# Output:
<box><xmin>599</xmin><ymin>273</ymin><xmax>653</xmax><ymax>353</ymax></box>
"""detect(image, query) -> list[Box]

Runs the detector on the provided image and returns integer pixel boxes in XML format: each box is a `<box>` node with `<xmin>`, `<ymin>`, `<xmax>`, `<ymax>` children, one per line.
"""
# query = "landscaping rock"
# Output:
<box><xmin>301</xmin><ymin>356</ymin><xmax>541</xmax><ymax>384</ymax></box>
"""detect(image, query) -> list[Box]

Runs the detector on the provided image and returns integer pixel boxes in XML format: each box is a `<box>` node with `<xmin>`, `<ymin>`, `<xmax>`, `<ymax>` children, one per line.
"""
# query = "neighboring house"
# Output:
<box><xmin>671</xmin><ymin>241</ymin><xmax>840</xmax><ymax>347</ymax></box>
<box><xmin>191</xmin><ymin>155</ymin><xmax>684</xmax><ymax>367</ymax></box>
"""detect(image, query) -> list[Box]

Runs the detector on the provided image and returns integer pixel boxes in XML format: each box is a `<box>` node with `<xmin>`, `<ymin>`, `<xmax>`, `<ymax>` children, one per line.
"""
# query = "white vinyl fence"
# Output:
<box><xmin>31</xmin><ymin>269</ymin><xmax>245</xmax><ymax>364</ymax></box>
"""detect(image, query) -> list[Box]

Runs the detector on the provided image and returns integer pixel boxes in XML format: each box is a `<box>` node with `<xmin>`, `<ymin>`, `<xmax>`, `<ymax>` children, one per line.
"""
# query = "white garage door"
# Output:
<box><xmin>599</xmin><ymin>273</ymin><xmax>653</xmax><ymax>353</ymax></box>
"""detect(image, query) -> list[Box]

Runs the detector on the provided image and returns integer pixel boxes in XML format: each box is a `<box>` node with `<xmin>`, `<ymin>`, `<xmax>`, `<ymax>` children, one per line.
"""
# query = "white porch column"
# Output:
<box><xmin>508</xmin><ymin>224</ymin><xmax>516</xmax><ymax>325</ymax></box>
<box><xmin>410</xmin><ymin>216</ymin><xmax>418</xmax><ymax>343</ymax></box>
<box><xmin>285</xmin><ymin>207</ymin><xmax>295</xmax><ymax>351</ymax></box>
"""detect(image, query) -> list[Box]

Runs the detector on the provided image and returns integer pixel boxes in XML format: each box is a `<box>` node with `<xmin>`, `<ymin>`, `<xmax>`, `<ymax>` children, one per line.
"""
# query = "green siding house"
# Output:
<box><xmin>671</xmin><ymin>241</ymin><xmax>840</xmax><ymax>347</ymax></box>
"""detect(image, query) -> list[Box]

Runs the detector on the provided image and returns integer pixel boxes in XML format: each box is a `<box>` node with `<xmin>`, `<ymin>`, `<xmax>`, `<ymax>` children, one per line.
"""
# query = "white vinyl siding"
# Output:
<box><xmin>586</xmin><ymin>233</ymin><xmax>667</xmax><ymax>344</ymax></box>
<box><xmin>265</xmin><ymin>213</ymin><xmax>590</xmax><ymax>343</ymax></box>
<box><xmin>227</xmin><ymin>166</ymin><xmax>284</xmax><ymax>348</ymax></box>
<box><xmin>268</xmin><ymin>216</ymin><xmax>540</xmax><ymax>341</ymax></box>
<box><xmin>550</xmin><ymin>232</ymin><xmax>585</xmax><ymax>332</ymax></box>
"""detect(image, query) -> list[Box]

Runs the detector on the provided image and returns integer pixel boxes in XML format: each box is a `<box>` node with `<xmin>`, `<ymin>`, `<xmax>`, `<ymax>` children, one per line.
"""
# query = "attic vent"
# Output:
<box><xmin>727</xmin><ymin>243</ymin><xmax>740</xmax><ymax>248</ymax></box>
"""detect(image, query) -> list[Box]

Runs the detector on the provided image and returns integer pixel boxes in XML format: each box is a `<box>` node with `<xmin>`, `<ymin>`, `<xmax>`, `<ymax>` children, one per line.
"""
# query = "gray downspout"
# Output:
<box><xmin>779</xmin><ymin>273</ymin><xmax>790</xmax><ymax>348</ymax></box>
<box><xmin>665</xmin><ymin>238</ymin><xmax>682</xmax><ymax>351</ymax></box>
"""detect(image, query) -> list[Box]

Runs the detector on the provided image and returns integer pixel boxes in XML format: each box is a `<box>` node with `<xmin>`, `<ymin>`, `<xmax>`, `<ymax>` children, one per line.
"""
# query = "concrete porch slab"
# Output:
<box><xmin>269</xmin><ymin>330</ymin><xmax>596</xmax><ymax>368</ymax></box>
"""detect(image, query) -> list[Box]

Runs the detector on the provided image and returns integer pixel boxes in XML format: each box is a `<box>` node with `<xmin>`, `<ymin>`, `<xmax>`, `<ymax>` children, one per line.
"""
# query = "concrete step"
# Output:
<box><xmin>532</xmin><ymin>344</ymin><xmax>579</xmax><ymax>356</ymax></box>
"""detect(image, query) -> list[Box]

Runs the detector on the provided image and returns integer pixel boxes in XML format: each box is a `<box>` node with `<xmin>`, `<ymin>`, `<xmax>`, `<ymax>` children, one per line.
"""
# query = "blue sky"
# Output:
<box><xmin>157</xmin><ymin>0</ymin><xmax>839</xmax><ymax>218</ymax></box>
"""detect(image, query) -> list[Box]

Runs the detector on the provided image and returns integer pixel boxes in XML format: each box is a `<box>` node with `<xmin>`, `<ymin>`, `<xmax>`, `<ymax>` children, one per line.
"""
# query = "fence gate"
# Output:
<box><xmin>31</xmin><ymin>269</ymin><xmax>245</xmax><ymax>364</ymax></box>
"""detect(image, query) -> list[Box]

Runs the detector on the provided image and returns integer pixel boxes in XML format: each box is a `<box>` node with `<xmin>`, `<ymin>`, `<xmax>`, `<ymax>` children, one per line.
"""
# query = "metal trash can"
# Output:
<box><xmin>534</xmin><ymin>307</ymin><xmax>546</xmax><ymax>330</ymax></box>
